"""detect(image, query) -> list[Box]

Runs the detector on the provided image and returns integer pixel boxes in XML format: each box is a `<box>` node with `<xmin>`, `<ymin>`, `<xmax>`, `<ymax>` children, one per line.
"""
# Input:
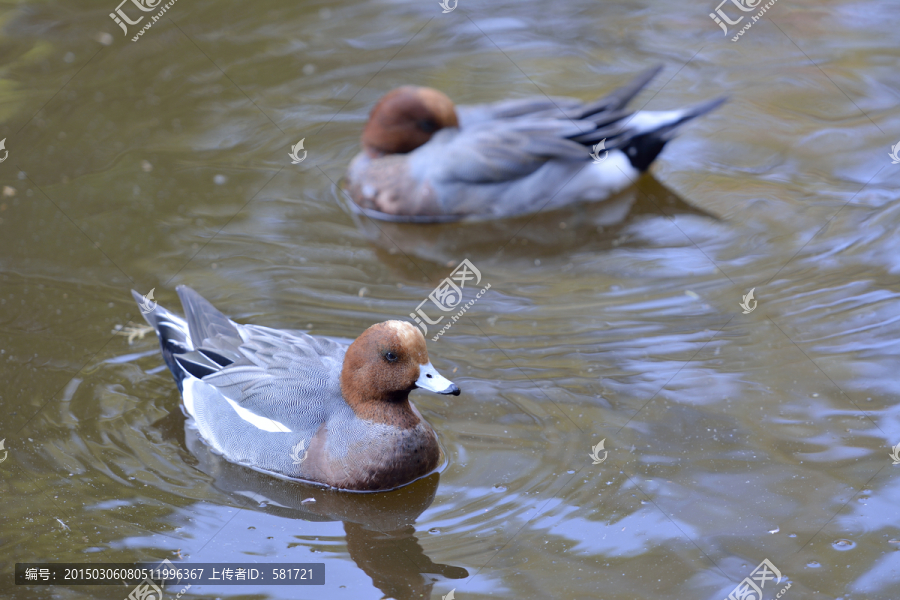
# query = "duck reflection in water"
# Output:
<box><xmin>182</xmin><ymin>424</ymin><xmax>468</xmax><ymax>600</ymax></box>
<box><xmin>341</xmin><ymin>173</ymin><xmax>722</xmax><ymax>268</ymax></box>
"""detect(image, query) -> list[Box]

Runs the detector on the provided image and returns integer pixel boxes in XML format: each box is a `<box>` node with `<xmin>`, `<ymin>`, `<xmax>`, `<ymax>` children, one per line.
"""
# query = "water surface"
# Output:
<box><xmin>2</xmin><ymin>0</ymin><xmax>900</xmax><ymax>598</ymax></box>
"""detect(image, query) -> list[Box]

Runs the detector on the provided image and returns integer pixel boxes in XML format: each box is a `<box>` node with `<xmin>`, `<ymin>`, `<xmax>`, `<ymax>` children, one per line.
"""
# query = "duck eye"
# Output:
<box><xmin>417</xmin><ymin>119</ymin><xmax>438</xmax><ymax>133</ymax></box>
<box><xmin>384</xmin><ymin>351</ymin><xmax>399</xmax><ymax>363</ymax></box>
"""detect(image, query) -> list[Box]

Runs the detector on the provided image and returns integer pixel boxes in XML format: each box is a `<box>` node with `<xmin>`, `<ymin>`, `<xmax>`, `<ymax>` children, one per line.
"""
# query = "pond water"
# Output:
<box><xmin>2</xmin><ymin>0</ymin><xmax>900</xmax><ymax>598</ymax></box>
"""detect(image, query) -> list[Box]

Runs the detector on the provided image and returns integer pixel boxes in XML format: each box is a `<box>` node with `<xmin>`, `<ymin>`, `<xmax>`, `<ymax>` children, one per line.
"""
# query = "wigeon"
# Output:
<box><xmin>133</xmin><ymin>286</ymin><xmax>459</xmax><ymax>492</ymax></box>
<box><xmin>345</xmin><ymin>66</ymin><xmax>725</xmax><ymax>221</ymax></box>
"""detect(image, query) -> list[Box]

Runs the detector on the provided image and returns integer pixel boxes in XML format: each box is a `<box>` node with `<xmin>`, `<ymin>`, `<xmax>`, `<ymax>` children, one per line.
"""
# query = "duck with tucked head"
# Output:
<box><xmin>345</xmin><ymin>66</ymin><xmax>725</xmax><ymax>222</ymax></box>
<box><xmin>133</xmin><ymin>286</ymin><xmax>458</xmax><ymax>492</ymax></box>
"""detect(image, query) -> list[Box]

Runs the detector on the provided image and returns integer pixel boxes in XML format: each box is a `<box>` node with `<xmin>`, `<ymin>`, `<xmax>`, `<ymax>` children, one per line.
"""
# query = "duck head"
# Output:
<box><xmin>361</xmin><ymin>86</ymin><xmax>459</xmax><ymax>157</ymax></box>
<box><xmin>341</xmin><ymin>320</ymin><xmax>459</xmax><ymax>425</ymax></box>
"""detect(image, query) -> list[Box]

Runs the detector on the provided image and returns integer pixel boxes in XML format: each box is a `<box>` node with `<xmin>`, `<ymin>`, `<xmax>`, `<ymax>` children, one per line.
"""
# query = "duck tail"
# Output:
<box><xmin>619</xmin><ymin>96</ymin><xmax>727</xmax><ymax>172</ymax></box>
<box><xmin>131</xmin><ymin>289</ymin><xmax>193</xmax><ymax>390</ymax></box>
<box><xmin>578</xmin><ymin>65</ymin><xmax>664</xmax><ymax>118</ymax></box>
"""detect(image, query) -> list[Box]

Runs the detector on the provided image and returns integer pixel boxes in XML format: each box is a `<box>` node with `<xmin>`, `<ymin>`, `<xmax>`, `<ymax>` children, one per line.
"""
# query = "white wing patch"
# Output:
<box><xmin>223</xmin><ymin>396</ymin><xmax>292</xmax><ymax>433</ymax></box>
<box><xmin>183</xmin><ymin>377</ymin><xmax>292</xmax><ymax>433</ymax></box>
<box><xmin>183</xmin><ymin>377</ymin><xmax>198</xmax><ymax>417</ymax></box>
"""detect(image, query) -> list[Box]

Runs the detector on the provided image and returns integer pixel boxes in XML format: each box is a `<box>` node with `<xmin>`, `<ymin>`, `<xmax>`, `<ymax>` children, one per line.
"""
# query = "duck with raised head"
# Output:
<box><xmin>133</xmin><ymin>286</ymin><xmax>459</xmax><ymax>492</ymax></box>
<box><xmin>345</xmin><ymin>66</ymin><xmax>725</xmax><ymax>222</ymax></box>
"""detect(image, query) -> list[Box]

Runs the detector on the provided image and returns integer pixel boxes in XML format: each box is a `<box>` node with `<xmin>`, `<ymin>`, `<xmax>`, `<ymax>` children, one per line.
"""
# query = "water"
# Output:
<box><xmin>2</xmin><ymin>0</ymin><xmax>900</xmax><ymax>598</ymax></box>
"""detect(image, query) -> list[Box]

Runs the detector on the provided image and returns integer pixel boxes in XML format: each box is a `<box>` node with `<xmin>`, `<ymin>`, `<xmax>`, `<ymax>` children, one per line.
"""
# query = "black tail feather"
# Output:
<box><xmin>198</xmin><ymin>348</ymin><xmax>234</xmax><ymax>368</ymax></box>
<box><xmin>621</xmin><ymin>96</ymin><xmax>727</xmax><ymax>172</ymax></box>
<box><xmin>175</xmin><ymin>353</ymin><xmax>220</xmax><ymax>380</ymax></box>
<box><xmin>132</xmin><ymin>288</ymin><xmax>242</xmax><ymax>391</ymax></box>
<box><xmin>132</xmin><ymin>289</ymin><xmax>192</xmax><ymax>390</ymax></box>
<box><xmin>577</xmin><ymin>65</ymin><xmax>664</xmax><ymax>117</ymax></box>
<box><xmin>569</xmin><ymin>94</ymin><xmax>727</xmax><ymax>171</ymax></box>
<box><xmin>661</xmin><ymin>96</ymin><xmax>728</xmax><ymax>130</ymax></box>
<box><xmin>620</xmin><ymin>131</ymin><xmax>672</xmax><ymax>172</ymax></box>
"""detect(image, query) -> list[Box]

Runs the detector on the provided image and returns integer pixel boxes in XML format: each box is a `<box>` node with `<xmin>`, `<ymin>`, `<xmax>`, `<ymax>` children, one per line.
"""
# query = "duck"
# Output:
<box><xmin>133</xmin><ymin>286</ymin><xmax>459</xmax><ymax>492</ymax></box>
<box><xmin>345</xmin><ymin>66</ymin><xmax>725</xmax><ymax>222</ymax></box>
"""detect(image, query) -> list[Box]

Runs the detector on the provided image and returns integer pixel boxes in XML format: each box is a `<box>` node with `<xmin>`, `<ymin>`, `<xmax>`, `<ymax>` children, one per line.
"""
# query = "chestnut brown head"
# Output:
<box><xmin>340</xmin><ymin>320</ymin><xmax>459</xmax><ymax>420</ymax></box>
<box><xmin>361</xmin><ymin>87</ymin><xmax>459</xmax><ymax>157</ymax></box>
